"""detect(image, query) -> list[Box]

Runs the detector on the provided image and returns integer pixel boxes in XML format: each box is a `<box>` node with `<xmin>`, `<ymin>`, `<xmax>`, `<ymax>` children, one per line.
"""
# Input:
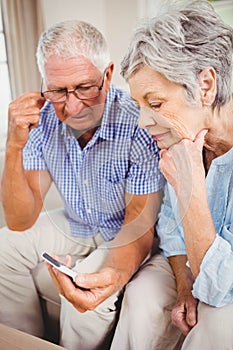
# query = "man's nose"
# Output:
<box><xmin>65</xmin><ymin>92</ymin><xmax>85</xmax><ymax>115</ymax></box>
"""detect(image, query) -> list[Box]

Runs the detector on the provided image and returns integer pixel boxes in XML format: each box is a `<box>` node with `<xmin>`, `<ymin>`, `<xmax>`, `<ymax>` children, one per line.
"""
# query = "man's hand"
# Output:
<box><xmin>47</xmin><ymin>256</ymin><xmax>122</xmax><ymax>313</ymax></box>
<box><xmin>46</xmin><ymin>192</ymin><xmax>161</xmax><ymax>312</ymax></box>
<box><xmin>171</xmin><ymin>290</ymin><xmax>198</xmax><ymax>335</ymax></box>
<box><xmin>7</xmin><ymin>92</ymin><xmax>45</xmax><ymax>149</ymax></box>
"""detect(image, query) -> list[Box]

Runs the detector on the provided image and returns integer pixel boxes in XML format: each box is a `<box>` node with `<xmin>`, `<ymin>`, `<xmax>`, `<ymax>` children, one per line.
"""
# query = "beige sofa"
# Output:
<box><xmin>0</xmin><ymin>324</ymin><xmax>66</xmax><ymax>350</ymax></box>
<box><xmin>0</xmin><ymin>150</ymin><xmax>63</xmax><ymax>344</ymax></box>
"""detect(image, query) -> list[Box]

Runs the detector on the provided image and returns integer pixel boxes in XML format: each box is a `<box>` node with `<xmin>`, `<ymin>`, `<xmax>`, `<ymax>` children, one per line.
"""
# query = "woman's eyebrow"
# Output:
<box><xmin>143</xmin><ymin>91</ymin><xmax>165</xmax><ymax>100</ymax></box>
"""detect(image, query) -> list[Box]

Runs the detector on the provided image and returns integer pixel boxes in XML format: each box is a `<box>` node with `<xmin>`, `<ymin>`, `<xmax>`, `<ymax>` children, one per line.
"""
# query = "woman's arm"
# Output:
<box><xmin>159</xmin><ymin>130</ymin><xmax>216</xmax><ymax>277</ymax></box>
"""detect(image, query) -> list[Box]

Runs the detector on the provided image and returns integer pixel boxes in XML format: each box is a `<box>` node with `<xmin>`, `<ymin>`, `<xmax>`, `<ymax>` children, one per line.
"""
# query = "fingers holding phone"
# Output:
<box><xmin>42</xmin><ymin>252</ymin><xmax>89</xmax><ymax>313</ymax></box>
<box><xmin>41</xmin><ymin>252</ymin><xmax>78</xmax><ymax>282</ymax></box>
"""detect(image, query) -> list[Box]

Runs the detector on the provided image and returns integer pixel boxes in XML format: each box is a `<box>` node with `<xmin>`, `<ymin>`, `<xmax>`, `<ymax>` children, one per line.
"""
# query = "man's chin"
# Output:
<box><xmin>64</xmin><ymin>116</ymin><xmax>103</xmax><ymax>132</ymax></box>
<box><xmin>64</xmin><ymin>119</ymin><xmax>86</xmax><ymax>129</ymax></box>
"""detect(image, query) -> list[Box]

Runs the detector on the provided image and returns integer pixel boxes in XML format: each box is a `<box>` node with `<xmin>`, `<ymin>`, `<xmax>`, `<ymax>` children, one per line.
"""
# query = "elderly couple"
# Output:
<box><xmin>1</xmin><ymin>0</ymin><xmax>233</xmax><ymax>349</ymax></box>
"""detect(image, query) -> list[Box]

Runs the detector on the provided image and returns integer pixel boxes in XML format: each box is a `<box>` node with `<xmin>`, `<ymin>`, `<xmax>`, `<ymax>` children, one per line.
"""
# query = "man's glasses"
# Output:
<box><xmin>41</xmin><ymin>71</ymin><xmax>105</xmax><ymax>103</ymax></box>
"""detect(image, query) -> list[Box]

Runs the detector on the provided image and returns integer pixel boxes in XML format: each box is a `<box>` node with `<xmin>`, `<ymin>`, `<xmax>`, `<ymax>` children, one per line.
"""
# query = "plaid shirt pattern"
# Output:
<box><xmin>23</xmin><ymin>85</ymin><xmax>164</xmax><ymax>240</ymax></box>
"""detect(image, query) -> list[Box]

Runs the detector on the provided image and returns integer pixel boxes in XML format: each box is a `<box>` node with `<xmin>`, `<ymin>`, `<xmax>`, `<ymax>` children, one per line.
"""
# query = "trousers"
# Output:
<box><xmin>111</xmin><ymin>254</ymin><xmax>233</xmax><ymax>350</ymax></box>
<box><xmin>0</xmin><ymin>209</ymin><xmax>121</xmax><ymax>350</ymax></box>
<box><xmin>2</xmin><ymin>208</ymin><xmax>230</xmax><ymax>350</ymax></box>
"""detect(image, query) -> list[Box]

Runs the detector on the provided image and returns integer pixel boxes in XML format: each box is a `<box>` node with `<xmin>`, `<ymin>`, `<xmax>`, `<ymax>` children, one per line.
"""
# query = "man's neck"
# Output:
<box><xmin>72</xmin><ymin>127</ymin><xmax>99</xmax><ymax>149</ymax></box>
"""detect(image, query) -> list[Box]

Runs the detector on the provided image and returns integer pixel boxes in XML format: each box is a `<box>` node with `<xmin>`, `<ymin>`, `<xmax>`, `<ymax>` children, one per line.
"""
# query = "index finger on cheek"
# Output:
<box><xmin>159</xmin><ymin>149</ymin><xmax>167</xmax><ymax>158</ymax></box>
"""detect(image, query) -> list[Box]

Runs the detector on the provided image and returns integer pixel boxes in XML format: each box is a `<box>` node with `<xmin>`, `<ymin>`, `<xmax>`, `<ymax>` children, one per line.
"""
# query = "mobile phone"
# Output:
<box><xmin>41</xmin><ymin>252</ymin><xmax>78</xmax><ymax>282</ymax></box>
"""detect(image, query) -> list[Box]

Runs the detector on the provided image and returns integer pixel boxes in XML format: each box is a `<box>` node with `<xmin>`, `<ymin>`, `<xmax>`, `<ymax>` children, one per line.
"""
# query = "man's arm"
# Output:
<box><xmin>1</xmin><ymin>92</ymin><xmax>51</xmax><ymax>230</ymax></box>
<box><xmin>1</xmin><ymin>166</ymin><xmax>52</xmax><ymax>230</ymax></box>
<box><xmin>46</xmin><ymin>190</ymin><xmax>163</xmax><ymax>312</ymax></box>
<box><xmin>103</xmin><ymin>191</ymin><xmax>163</xmax><ymax>287</ymax></box>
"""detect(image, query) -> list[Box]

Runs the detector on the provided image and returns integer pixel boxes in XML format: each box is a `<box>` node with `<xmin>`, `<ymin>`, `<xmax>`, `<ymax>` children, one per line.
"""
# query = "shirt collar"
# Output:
<box><xmin>99</xmin><ymin>84</ymin><xmax>118</xmax><ymax>141</ymax></box>
<box><xmin>212</xmin><ymin>146</ymin><xmax>233</xmax><ymax>166</ymax></box>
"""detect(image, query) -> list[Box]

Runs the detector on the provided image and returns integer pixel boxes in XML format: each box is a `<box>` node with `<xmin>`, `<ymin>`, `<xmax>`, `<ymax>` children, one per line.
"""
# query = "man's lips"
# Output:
<box><xmin>71</xmin><ymin>113</ymin><xmax>89</xmax><ymax>119</ymax></box>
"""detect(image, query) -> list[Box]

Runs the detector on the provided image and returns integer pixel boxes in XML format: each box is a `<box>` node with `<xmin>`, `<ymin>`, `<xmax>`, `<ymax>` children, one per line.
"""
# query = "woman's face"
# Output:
<box><xmin>128</xmin><ymin>65</ymin><xmax>206</xmax><ymax>149</ymax></box>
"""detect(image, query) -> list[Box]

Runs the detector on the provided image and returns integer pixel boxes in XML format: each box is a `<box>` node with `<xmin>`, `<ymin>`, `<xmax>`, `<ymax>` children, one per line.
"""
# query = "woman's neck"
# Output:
<box><xmin>204</xmin><ymin>100</ymin><xmax>233</xmax><ymax>157</ymax></box>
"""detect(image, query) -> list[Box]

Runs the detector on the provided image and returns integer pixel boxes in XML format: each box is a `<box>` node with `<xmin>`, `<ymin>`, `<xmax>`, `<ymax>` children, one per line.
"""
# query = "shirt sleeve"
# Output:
<box><xmin>156</xmin><ymin>183</ymin><xmax>186</xmax><ymax>257</ymax></box>
<box><xmin>23</xmin><ymin>119</ymin><xmax>47</xmax><ymax>170</ymax></box>
<box><xmin>158</xmin><ymin>185</ymin><xmax>233</xmax><ymax>307</ymax></box>
<box><xmin>193</xmin><ymin>231</ymin><xmax>233</xmax><ymax>307</ymax></box>
<box><xmin>125</xmin><ymin>127</ymin><xmax>165</xmax><ymax>194</ymax></box>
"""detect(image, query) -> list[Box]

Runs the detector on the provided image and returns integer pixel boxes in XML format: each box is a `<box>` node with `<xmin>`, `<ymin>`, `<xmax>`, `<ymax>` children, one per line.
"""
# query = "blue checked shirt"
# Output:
<box><xmin>23</xmin><ymin>85</ymin><xmax>164</xmax><ymax>240</ymax></box>
<box><xmin>157</xmin><ymin>146</ymin><xmax>233</xmax><ymax>307</ymax></box>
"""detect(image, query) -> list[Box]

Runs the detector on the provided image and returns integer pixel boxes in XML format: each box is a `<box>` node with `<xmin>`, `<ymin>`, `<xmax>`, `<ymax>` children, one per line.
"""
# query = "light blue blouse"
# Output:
<box><xmin>157</xmin><ymin>147</ymin><xmax>233</xmax><ymax>307</ymax></box>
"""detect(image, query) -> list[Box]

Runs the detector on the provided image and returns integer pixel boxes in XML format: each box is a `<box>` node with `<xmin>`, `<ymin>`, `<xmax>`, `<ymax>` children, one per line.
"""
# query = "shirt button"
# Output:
<box><xmin>87</xmin><ymin>209</ymin><xmax>92</xmax><ymax>214</ymax></box>
<box><xmin>84</xmin><ymin>179</ymin><xmax>88</xmax><ymax>185</ymax></box>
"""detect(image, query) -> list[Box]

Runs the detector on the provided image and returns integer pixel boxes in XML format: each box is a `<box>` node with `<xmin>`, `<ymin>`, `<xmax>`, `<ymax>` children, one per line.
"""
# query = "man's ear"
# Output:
<box><xmin>198</xmin><ymin>67</ymin><xmax>217</xmax><ymax>106</ymax></box>
<box><xmin>104</xmin><ymin>62</ymin><xmax>114</xmax><ymax>90</ymax></box>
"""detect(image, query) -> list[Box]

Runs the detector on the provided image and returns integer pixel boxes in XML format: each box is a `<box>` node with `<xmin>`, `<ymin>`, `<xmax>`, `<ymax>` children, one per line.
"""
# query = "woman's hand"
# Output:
<box><xmin>169</xmin><ymin>255</ymin><xmax>198</xmax><ymax>335</ymax></box>
<box><xmin>159</xmin><ymin>129</ymin><xmax>207</xmax><ymax>197</ymax></box>
<box><xmin>171</xmin><ymin>288</ymin><xmax>198</xmax><ymax>335</ymax></box>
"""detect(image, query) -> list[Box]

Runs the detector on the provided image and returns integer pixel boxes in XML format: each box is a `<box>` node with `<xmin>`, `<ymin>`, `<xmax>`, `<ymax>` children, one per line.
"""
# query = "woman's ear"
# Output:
<box><xmin>199</xmin><ymin>67</ymin><xmax>216</xmax><ymax>106</ymax></box>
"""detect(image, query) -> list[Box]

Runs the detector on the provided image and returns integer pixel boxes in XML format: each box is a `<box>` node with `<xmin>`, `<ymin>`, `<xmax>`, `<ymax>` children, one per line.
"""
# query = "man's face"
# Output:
<box><xmin>43</xmin><ymin>55</ymin><xmax>110</xmax><ymax>131</ymax></box>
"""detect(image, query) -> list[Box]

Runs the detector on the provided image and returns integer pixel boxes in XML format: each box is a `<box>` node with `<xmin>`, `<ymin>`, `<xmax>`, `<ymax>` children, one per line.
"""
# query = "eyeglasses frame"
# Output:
<box><xmin>41</xmin><ymin>70</ymin><xmax>106</xmax><ymax>103</ymax></box>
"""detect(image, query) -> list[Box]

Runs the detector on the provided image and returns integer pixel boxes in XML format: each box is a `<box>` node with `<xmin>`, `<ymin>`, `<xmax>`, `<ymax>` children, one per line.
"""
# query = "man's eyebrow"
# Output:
<box><xmin>77</xmin><ymin>80</ymin><xmax>96</xmax><ymax>86</ymax></box>
<box><xmin>46</xmin><ymin>84</ymin><xmax>66</xmax><ymax>90</ymax></box>
<box><xmin>47</xmin><ymin>80</ymin><xmax>96</xmax><ymax>91</ymax></box>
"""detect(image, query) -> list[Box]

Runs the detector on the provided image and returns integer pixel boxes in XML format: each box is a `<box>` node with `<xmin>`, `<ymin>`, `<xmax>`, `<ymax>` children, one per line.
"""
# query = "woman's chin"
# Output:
<box><xmin>157</xmin><ymin>140</ymin><xmax>169</xmax><ymax>150</ymax></box>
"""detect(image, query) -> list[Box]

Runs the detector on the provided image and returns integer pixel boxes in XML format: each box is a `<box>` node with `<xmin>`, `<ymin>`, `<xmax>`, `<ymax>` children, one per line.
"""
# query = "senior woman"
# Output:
<box><xmin>110</xmin><ymin>1</ymin><xmax>233</xmax><ymax>349</ymax></box>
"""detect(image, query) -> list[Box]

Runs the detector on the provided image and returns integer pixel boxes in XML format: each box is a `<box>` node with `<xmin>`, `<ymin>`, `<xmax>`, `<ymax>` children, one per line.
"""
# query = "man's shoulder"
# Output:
<box><xmin>113</xmin><ymin>86</ymin><xmax>137</xmax><ymax>107</ymax></box>
<box><xmin>39</xmin><ymin>102</ymin><xmax>60</xmax><ymax>130</ymax></box>
<box><xmin>40</xmin><ymin>102</ymin><xmax>57</xmax><ymax>119</ymax></box>
<box><xmin>107</xmin><ymin>85</ymin><xmax>139</xmax><ymax>120</ymax></box>
<box><xmin>27</xmin><ymin>102</ymin><xmax>61</xmax><ymax>144</ymax></box>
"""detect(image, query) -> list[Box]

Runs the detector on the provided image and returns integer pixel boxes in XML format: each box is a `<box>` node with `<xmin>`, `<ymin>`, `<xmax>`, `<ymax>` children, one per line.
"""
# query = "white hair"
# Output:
<box><xmin>121</xmin><ymin>0</ymin><xmax>233</xmax><ymax>107</ymax></box>
<box><xmin>36</xmin><ymin>20</ymin><xmax>111</xmax><ymax>78</ymax></box>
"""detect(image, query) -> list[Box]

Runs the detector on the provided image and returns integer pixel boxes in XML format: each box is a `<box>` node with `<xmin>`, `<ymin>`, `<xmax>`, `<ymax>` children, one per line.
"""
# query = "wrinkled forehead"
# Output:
<box><xmin>128</xmin><ymin>66</ymin><xmax>170</xmax><ymax>101</ymax></box>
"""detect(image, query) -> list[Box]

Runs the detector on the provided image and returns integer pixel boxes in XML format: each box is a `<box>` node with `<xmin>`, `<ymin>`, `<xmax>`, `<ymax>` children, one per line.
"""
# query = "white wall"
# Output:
<box><xmin>40</xmin><ymin>0</ymin><xmax>141</xmax><ymax>89</ymax></box>
<box><xmin>41</xmin><ymin>0</ymin><xmax>106</xmax><ymax>32</ymax></box>
<box><xmin>2</xmin><ymin>0</ymin><xmax>232</xmax><ymax>147</ymax></box>
<box><xmin>40</xmin><ymin>0</ymin><xmax>233</xmax><ymax>89</ymax></box>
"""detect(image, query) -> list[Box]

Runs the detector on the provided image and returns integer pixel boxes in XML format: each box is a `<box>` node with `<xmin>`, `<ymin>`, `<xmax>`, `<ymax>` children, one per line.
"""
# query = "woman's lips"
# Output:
<box><xmin>151</xmin><ymin>132</ymin><xmax>169</xmax><ymax>141</ymax></box>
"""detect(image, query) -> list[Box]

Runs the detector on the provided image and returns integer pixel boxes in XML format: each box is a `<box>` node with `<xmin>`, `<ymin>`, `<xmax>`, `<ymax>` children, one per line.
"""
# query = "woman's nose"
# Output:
<box><xmin>138</xmin><ymin>106</ymin><xmax>156</xmax><ymax>129</ymax></box>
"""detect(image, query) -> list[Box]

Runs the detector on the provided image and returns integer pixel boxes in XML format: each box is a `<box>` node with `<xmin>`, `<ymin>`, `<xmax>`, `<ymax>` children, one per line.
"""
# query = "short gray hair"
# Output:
<box><xmin>36</xmin><ymin>20</ymin><xmax>111</xmax><ymax>79</ymax></box>
<box><xmin>121</xmin><ymin>0</ymin><xmax>233</xmax><ymax>107</ymax></box>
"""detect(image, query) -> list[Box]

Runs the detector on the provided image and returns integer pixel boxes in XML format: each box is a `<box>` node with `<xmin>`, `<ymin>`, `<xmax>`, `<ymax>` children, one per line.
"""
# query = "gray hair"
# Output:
<box><xmin>121</xmin><ymin>0</ymin><xmax>233</xmax><ymax>107</ymax></box>
<box><xmin>36</xmin><ymin>20</ymin><xmax>111</xmax><ymax>79</ymax></box>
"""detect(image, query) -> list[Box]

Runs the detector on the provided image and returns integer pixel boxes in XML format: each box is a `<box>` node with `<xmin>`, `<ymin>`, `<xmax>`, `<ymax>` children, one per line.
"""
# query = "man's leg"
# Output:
<box><xmin>110</xmin><ymin>254</ymin><xmax>184</xmax><ymax>350</ymax></box>
<box><xmin>182</xmin><ymin>302</ymin><xmax>233</xmax><ymax>350</ymax></box>
<box><xmin>60</xmin><ymin>243</ymin><xmax>123</xmax><ymax>350</ymax></box>
<box><xmin>0</xmin><ymin>209</ymin><xmax>93</xmax><ymax>337</ymax></box>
